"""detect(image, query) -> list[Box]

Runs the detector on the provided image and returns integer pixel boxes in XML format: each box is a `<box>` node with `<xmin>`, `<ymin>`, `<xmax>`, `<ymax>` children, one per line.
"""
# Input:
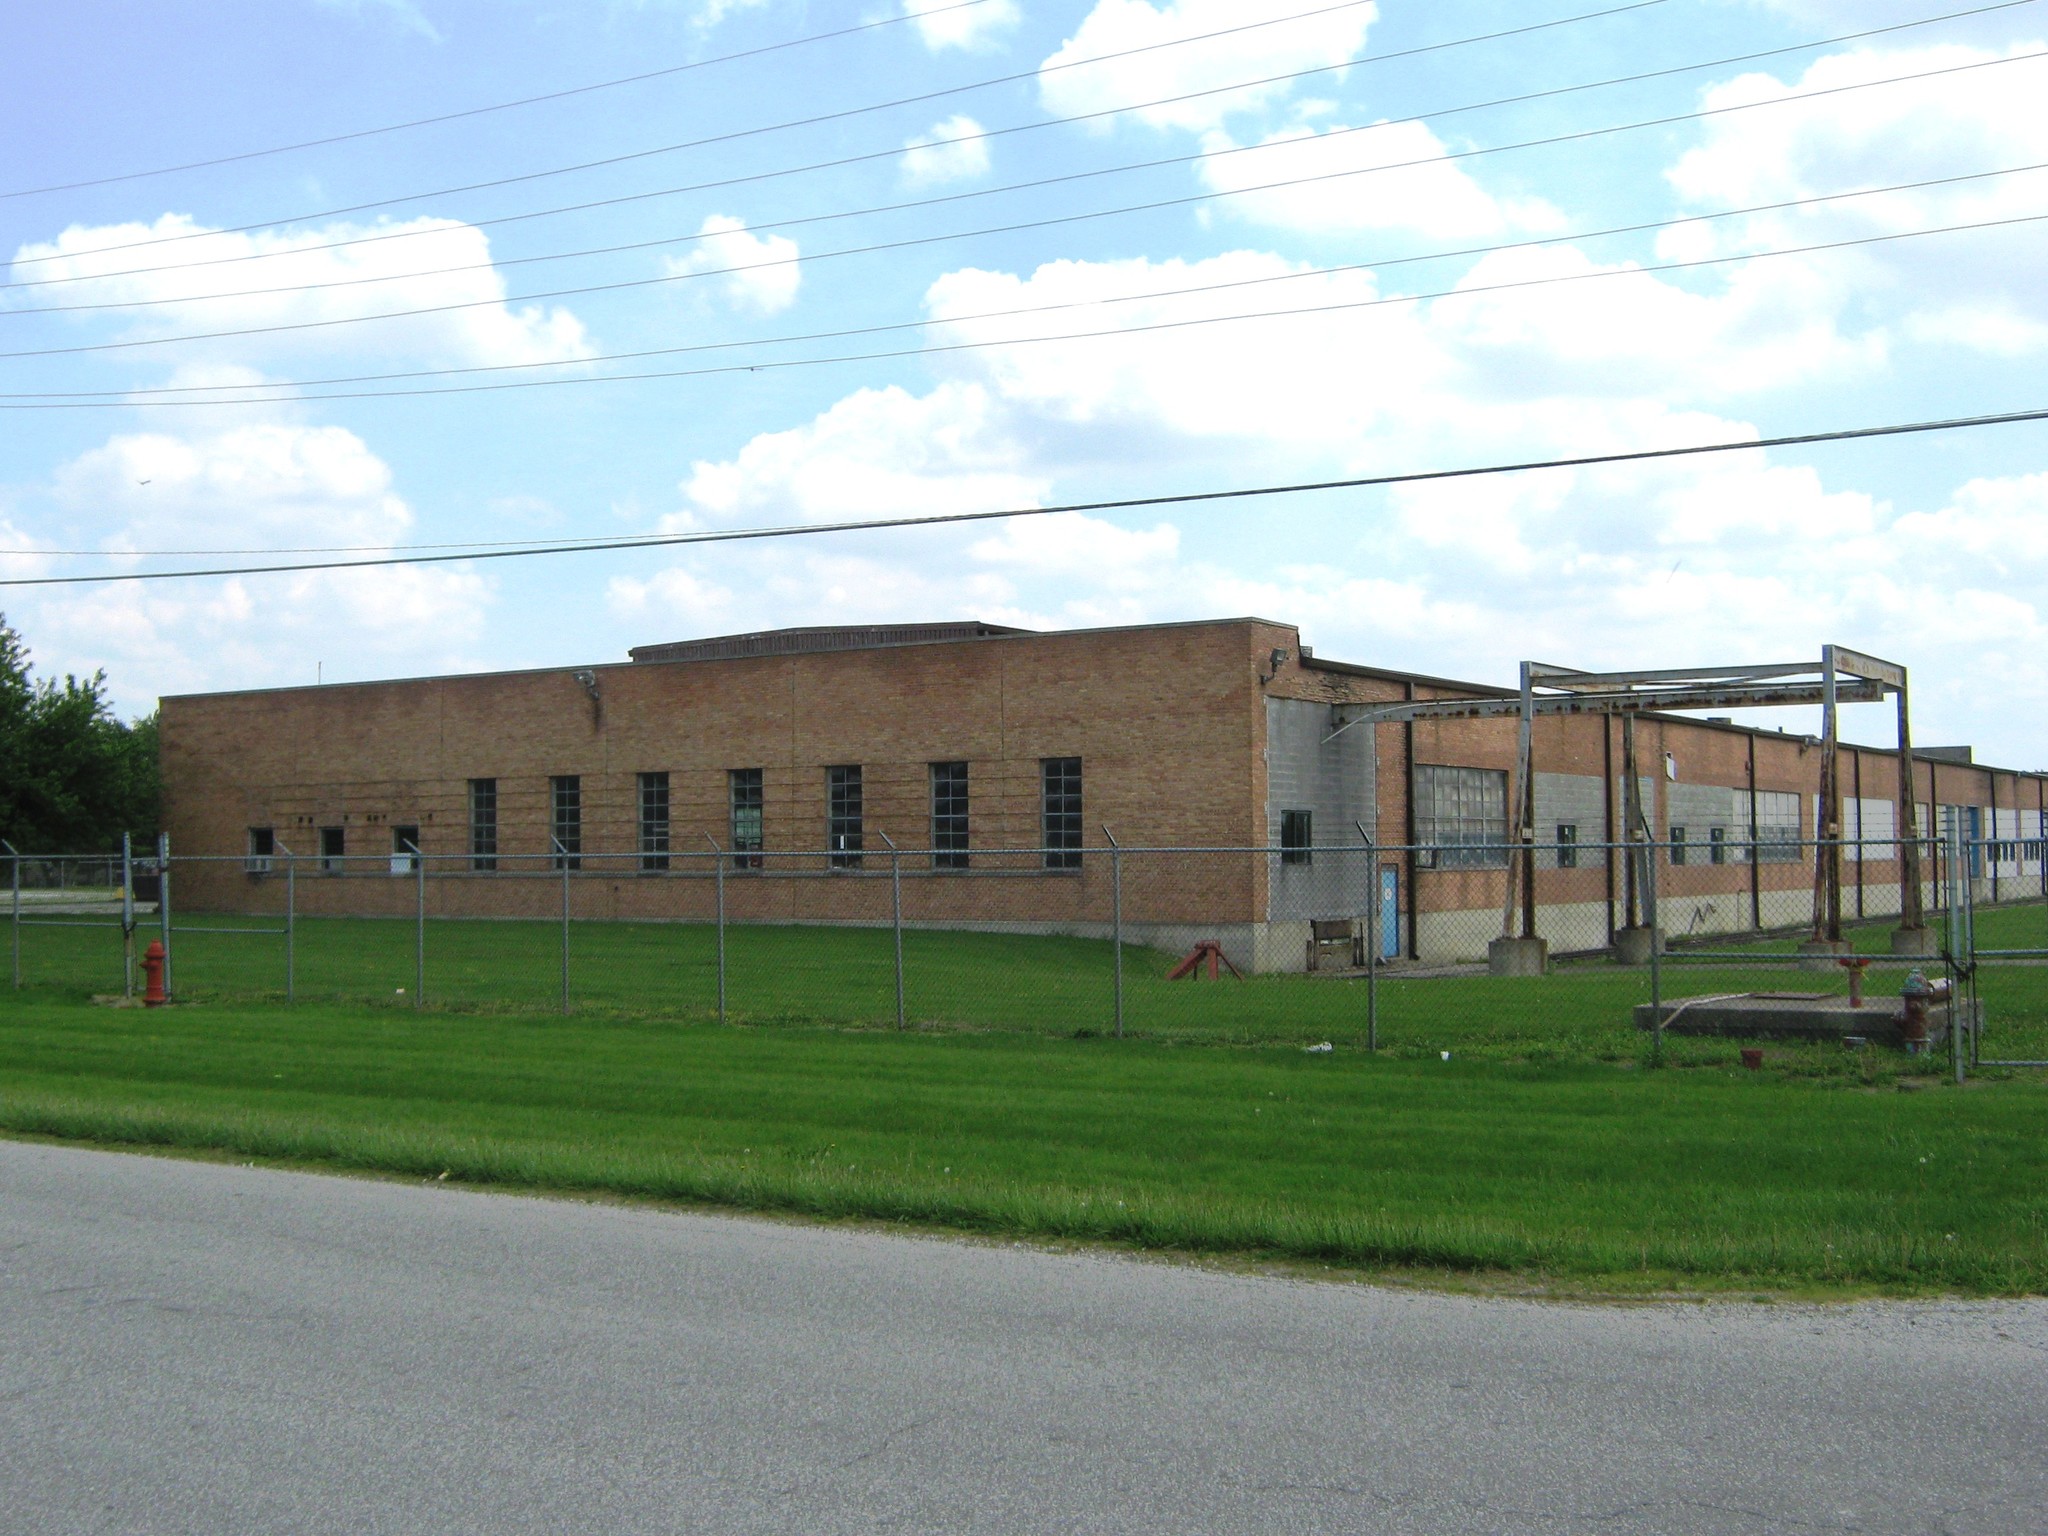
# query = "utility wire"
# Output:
<box><xmin>10</xmin><ymin>4</ymin><xmax>2020</xmax><ymax>318</ymax></box>
<box><xmin>0</xmin><ymin>1</ymin><xmax>1006</xmax><ymax>200</ymax></box>
<box><xmin>6</xmin><ymin>404</ymin><xmax>2045</xmax><ymax>587</ymax></box>
<box><xmin>0</xmin><ymin>0</ymin><xmax>1407</xmax><ymax>267</ymax></box>
<box><xmin>4</xmin><ymin>45</ymin><xmax>2036</xmax><ymax>363</ymax></box>
<box><xmin>8</xmin><ymin>0</ymin><xmax>2013</xmax><ymax>287</ymax></box>
<box><xmin>16</xmin><ymin>160</ymin><xmax>2042</xmax><ymax>403</ymax></box>
<box><xmin>8</xmin><ymin>208</ymin><xmax>2045</xmax><ymax>410</ymax></box>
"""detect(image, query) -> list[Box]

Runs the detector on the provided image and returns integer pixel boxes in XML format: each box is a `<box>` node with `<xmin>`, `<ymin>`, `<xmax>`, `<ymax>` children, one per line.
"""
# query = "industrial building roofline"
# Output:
<box><xmin>628</xmin><ymin>621</ymin><xmax>1031</xmax><ymax>665</ymax></box>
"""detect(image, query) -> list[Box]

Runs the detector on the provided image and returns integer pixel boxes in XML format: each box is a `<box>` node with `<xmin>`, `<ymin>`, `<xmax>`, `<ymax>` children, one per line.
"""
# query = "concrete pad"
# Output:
<box><xmin>1797</xmin><ymin>938</ymin><xmax>1854</xmax><ymax>972</ymax></box>
<box><xmin>1487</xmin><ymin>936</ymin><xmax>1549</xmax><ymax>976</ymax></box>
<box><xmin>1891</xmin><ymin>926</ymin><xmax>1940</xmax><ymax>957</ymax></box>
<box><xmin>1612</xmin><ymin>926</ymin><xmax>1660</xmax><ymax>966</ymax></box>
<box><xmin>1634</xmin><ymin>991</ymin><xmax>1981</xmax><ymax>1048</ymax></box>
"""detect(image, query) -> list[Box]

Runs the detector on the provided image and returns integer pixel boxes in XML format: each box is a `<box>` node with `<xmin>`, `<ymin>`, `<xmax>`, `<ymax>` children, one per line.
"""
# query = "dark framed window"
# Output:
<box><xmin>828</xmin><ymin>765</ymin><xmax>863</xmax><ymax>869</ymax></box>
<box><xmin>1670</xmin><ymin>825</ymin><xmax>1687</xmax><ymax>866</ymax></box>
<box><xmin>1041</xmin><ymin>757</ymin><xmax>1082</xmax><ymax>870</ymax></box>
<box><xmin>1556</xmin><ymin>823</ymin><xmax>1578</xmax><ymax>869</ymax></box>
<box><xmin>551</xmin><ymin>775</ymin><xmax>581</xmax><ymax>870</ymax></box>
<box><xmin>729</xmin><ymin>769</ymin><xmax>764</xmax><ymax>870</ymax></box>
<box><xmin>1709</xmin><ymin>826</ymin><xmax>1728</xmax><ymax>865</ymax></box>
<box><xmin>246</xmin><ymin>826</ymin><xmax>274</xmax><ymax>874</ymax></box>
<box><xmin>1415</xmin><ymin>765</ymin><xmax>1507</xmax><ymax>869</ymax></box>
<box><xmin>930</xmin><ymin>761</ymin><xmax>969</xmax><ymax>870</ymax></box>
<box><xmin>319</xmin><ymin>826</ymin><xmax>344</xmax><ymax>873</ymax></box>
<box><xmin>638</xmin><ymin>771</ymin><xmax>670</xmax><ymax>872</ymax></box>
<box><xmin>1279</xmin><ymin>809</ymin><xmax>1312</xmax><ymax>866</ymax></box>
<box><xmin>392</xmin><ymin>825</ymin><xmax>421</xmax><ymax>875</ymax></box>
<box><xmin>468</xmin><ymin>778</ymin><xmax>497</xmax><ymax>872</ymax></box>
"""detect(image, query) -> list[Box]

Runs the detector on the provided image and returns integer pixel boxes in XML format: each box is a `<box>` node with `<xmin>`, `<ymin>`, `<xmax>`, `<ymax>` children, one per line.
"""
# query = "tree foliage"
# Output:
<box><xmin>0</xmin><ymin>614</ymin><xmax>160</xmax><ymax>853</ymax></box>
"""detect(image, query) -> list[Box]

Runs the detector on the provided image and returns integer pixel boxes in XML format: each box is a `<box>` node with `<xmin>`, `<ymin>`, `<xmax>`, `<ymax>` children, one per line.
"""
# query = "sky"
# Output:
<box><xmin>3</xmin><ymin>0</ymin><xmax>2047</xmax><ymax>765</ymax></box>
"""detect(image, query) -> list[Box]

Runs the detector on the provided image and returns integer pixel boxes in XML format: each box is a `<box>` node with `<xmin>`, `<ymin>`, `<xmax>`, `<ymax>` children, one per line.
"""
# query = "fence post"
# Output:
<box><xmin>1103</xmin><ymin>826</ymin><xmax>1123</xmax><ymax>1040</ymax></box>
<box><xmin>5</xmin><ymin>840</ymin><xmax>18</xmax><ymax>990</ymax></box>
<box><xmin>1644</xmin><ymin>826</ymin><xmax>1663</xmax><ymax>1067</ymax></box>
<box><xmin>1356</xmin><ymin>822</ymin><xmax>1378</xmax><ymax>1053</ymax></box>
<box><xmin>705</xmin><ymin>833</ymin><xmax>726</xmax><ymax>1027</ymax></box>
<box><xmin>554</xmin><ymin>838</ymin><xmax>570</xmax><ymax>1016</ymax></box>
<box><xmin>413</xmin><ymin>840</ymin><xmax>425</xmax><ymax>1010</ymax></box>
<box><xmin>879</xmin><ymin>832</ymin><xmax>905</xmax><ymax>1030</ymax></box>
<box><xmin>157</xmin><ymin>832</ymin><xmax>173</xmax><ymax>1000</ymax></box>
<box><xmin>280</xmin><ymin>841</ymin><xmax>297</xmax><ymax>1005</ymax></box>
<box><xmin>122</xmin><ymin>831</ymin><xmax>136</xmax><ymax>999</ymax></box>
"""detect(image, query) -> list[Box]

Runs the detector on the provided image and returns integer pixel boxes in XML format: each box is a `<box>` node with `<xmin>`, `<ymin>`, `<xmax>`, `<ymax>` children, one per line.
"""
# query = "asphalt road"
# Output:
<box><xmin>3</xmin><ymin>1141</ymin><xmax>2043</xmax><ymax>1535</ymax></box>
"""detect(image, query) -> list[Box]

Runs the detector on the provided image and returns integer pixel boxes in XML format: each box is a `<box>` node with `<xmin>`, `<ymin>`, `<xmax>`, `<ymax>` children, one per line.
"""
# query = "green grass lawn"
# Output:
<box><xmin>14</xmin><ymin>900</ymin><xmax>2048</xmax><ymax>1066</ymax></box>
<box><xmin>1</xmin><ymin>994</ymin><xmax>2042</xmax><ymax>1294</ymax></box>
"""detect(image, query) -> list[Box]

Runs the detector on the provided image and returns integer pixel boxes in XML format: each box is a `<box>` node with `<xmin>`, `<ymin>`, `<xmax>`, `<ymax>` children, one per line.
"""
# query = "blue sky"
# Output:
<box><xmin>3</xmin><ymin>0</ymin><xmax>2047</xmax><ymax>765</ymax></box>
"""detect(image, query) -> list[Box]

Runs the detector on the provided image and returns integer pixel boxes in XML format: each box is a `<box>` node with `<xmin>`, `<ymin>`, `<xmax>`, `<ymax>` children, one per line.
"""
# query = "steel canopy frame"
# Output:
<box><xmin>1324</xmin><ymin>646</ymin><xmax>1922</xmax><ymax>946</ymax></box>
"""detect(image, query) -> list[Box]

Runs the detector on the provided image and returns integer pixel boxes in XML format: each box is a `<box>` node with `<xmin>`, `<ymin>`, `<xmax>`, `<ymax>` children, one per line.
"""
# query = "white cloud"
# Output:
<box><xmin>905</xmin><ymin>0</ymin><xmax>1020</xmax><ymax>51</ymax></box>
<box><xmin>1039</xmin><ymin>0</ymin><xmax>1375</xmax><ymax>133</ymax></box>
<box><xmin>901</xmin><ymin>115</ymin><xmax>993</xmax><ymax>188</ymax></box>
<box><xmin>6</xmin><ymin>214</ymin><xmax>593</xmax><ymax>369</ymax></box>
<box><xmin>17</xmin><ymin>424</ymin><xmax>488</xmax><ymax>708</ymax></box>
<box><xmin>1197</xmin><ymin>120</ymin><xmax>1563</xmax><ymax>239</ymax></box>
<box><xmin>662</xmin><ymin>215</ymin><xmax>802</xmax><ymax>314</ymax></box>
<box><xmin>311</xmin><ymin>0</ymin><xmax>441</xmax><ymax>41</ymax></box>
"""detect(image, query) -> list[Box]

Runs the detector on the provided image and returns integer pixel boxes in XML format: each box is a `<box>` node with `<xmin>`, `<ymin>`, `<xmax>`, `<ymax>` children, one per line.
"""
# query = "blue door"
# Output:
<box><xmin>1378</xmin><ymin>866</ymin><xmax>1400</xmax><ymax>959</ymax></box>
<box><xmin>1967</xmin><ymin>806</ymin><xmax>1983</xmax><ymax>877</ymax></box>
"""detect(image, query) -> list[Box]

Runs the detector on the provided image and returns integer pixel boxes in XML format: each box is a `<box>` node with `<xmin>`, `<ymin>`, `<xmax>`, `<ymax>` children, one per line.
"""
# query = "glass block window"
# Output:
<box><xmin>638</xmin><ymin>771</ymin><xmax>670</xmax><ymax>872</ymax></box>
<box><xmin>828</xmin><ymin>765</ymin><xmax>863</xmax><ymax>869</ymax></box>
<box><xmin>468</xmin><ymin>778</ymin><xmax>497</xmax><ymax>872</ymax></box>
<box><xmin>1415</xmin><ymin>765</ymin><xmax>1508</xmax><ymax>869</ymax></box>
<box><xmin>1279</xmin><ymin>809</ymin><xmax>1312</xmax><ymax>866</ymax></box>
<box><xmin>729</xmin><ymin>768</ymin><xmax>764</xmax><ymax>870</ymax></box>
<box><xmin>930</xmin><ymin>761</ymin><xmax>969</xmax><ymax>870</ymax></box>
<box><xmin>1747</xmin><ymin>790</ymin><xmax>1801</xmax><ymax>863</ymax></box>
<box><xmin>1041</xmin><ymin>757</ymin><xmax>1082</xmax><ymax>870</ymax></box>
<box><xmin>551</xmin><ymin>775</ymin><xmax>581</xmax><ymax>870</ymax></box>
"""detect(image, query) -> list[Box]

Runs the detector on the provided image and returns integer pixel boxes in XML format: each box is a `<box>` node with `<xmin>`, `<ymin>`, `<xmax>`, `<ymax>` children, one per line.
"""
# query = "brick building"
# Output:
<box><xmin>160</xmin><ymin>617</ymin><xmax>2048</xmax><ymax>969</ymax></box>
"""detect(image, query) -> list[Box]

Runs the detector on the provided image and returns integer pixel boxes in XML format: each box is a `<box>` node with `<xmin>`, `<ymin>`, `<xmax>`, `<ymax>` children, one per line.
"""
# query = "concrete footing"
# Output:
<box><xmin>1797</xmin><ymin>938</ymin><xmax>1854</xmax><ymax>972</ymax></box>
<box><xmin>1890</xmin><ymin>925</ymin><xmax>1939</xmax><ymax>957</ymax></box>
<box><xmin>1487</xmin><ymin>936</ymin><xmax>1549</xmax><ymax>976</ymax></box>
<box><xmin>1612</xmin><ymin>925</ymin><xmax>1661</xmax><ymax>966</ymax></box>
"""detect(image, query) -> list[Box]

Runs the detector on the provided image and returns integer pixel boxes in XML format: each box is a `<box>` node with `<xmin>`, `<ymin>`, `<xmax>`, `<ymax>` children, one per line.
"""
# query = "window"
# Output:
<box><xmin>827</xmin><ymin>765</ymin><xmax>863</xmax><ymax>869</ymax></box>
<box><xmin>1556</xmin><ymin>823</ymin><xmax>1578</xmax><ymax>869</ymax></box>
<box><xmin>1669</xmin><ymin>825</ymin><xmax>1687</xmax><ymax>866</ymax></box>
<box><xmin>638</xmin><ymin>771</ymin><xmax>670</xmax><ymax>872</ymax></box>
<box><xmin>246</xmin><ymin>826</ymin><xmax>274</xmax><ymax>874</ymax></box>
<box><xmin>1041</xmin><ymin>756</ymin><xmax>1083</xmax><ymax>870</ymax></box>
<box><xmin>1709</xmin><ymin>826</ymin><xmax>1727</xmax><ymax>865</ymax></box>
<box><xmin>391</xmin><ymin>825</ymin><xmax>421</xmax><ymax>876</ymax></box>
<box><xmin>1415</xmin><ymin>765</ymin><xmax>1507</xmax><ymax>869</ymax></box>
<box><xmin>729</xmin><ymin>769</ymin><xmax>764</xmax><ymax>870</ymax></box>
<box><xmin>930</xmin><ymin>761</ymin><xmax>969</xmax><ymax>870</ymax></box>
<box><xmin>551</xmin><ymin>775</ymin><xmax>581</xmax><ymax>870</ymax></box>
<box><xmin>468</xmin><ymin>778</ymin><xmax>497</xmax><ymax>872</ymax></box>
<box><xmin>1747</xmin><ymin>790</ymin><xmax>1801</xmax><ymax>863</ymax></box>
<box><xmin>319</xmin><ymin>826</ymin><xmax>345</xmax><ymax>873</ymax></box>
<box><xmin>1280</xmin><ymin>809</ymin><xmax>1313</xmax><ymax>866</ymax></box>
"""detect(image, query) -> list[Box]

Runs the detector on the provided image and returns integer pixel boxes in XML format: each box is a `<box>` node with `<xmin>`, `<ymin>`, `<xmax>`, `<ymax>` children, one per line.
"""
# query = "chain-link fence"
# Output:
<box><xmin>8</xmin><ymin>836</ymin><xmax>2043</xmax><ymax>1071</ymax></box>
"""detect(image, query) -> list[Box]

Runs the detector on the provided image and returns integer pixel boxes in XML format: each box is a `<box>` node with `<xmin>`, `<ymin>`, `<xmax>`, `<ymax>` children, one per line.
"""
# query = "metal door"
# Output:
<box><xmin>1378</xmin><ymin>866</ymin><xmax>1400</xmax><ymax>959</ymax></box>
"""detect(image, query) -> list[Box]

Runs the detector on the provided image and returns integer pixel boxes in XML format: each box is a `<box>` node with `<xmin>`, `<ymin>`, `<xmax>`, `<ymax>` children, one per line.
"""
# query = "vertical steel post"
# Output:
<box><xmin>556</xmin><ymin>838</ymin><xmax>570</xmax><ymax>1016</ymax></box>
<box><xmin>705</xmin><ymin>834</ymin><xmax>726</xmax><ymax>1026</ymax></box>
<box><xmin>879</xmin><ymin>832</ymin><xmax>905</xmax><ymax>1030</ymax></box>
<box><xmin>283</xmin><ymin>842</ymin><xmax>297</xmax><ymax>1005</ymax></box>
<box><xmin>5</xmin><ymin>840</ymin><xmax>19</xmax><ymax>990</ymax></box>
<box><xmin>1897</xmin><ymin>673</ymin><xmax>1925</xmax><ymax>934</ymax></box>
<box><xmin>1357</xmin><ymin>822</ymin><xmax>1378</xmax><ymax>1053</ymax></box>
<box><xmin>157</xmin><ymin>832</ymin><xmax>172</xmax><ymax>1000</ymax></box>
<box><xmin>413</xmin><ymin>840</ymin><xmax>424</xmax><ymax>1010</ymax></box>
<box><xmin>122</xmin><ymin>831</ymin><xmax>135</xmax><ymax>999</ymax></box>
<box><xmin>1641</xmin><ymin>809</ymin><xmax>1663</xmax><ymax>1068</ymax></box>
<box><xmin>1104</xmin><ymin>826</ymin><xmax>1123</xmax><ymax>1040</ymax></box>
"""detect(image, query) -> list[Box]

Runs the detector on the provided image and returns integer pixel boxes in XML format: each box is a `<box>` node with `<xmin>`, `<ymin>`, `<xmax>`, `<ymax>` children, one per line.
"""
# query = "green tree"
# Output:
<box><xmin>0</xmin><ymin>613</ymin><xmax>160</xmax><ymax>853</ymax></box>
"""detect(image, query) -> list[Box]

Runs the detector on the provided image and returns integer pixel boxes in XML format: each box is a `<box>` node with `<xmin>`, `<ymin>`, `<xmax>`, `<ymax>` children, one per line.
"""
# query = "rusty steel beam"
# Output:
<box><xmin>1327</xmin><ymin>679</ymin><xmax>1888</xmax><ymax>737</ymax></box>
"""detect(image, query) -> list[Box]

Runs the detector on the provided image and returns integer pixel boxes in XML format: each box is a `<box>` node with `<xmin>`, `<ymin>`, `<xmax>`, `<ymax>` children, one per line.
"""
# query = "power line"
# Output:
<box><xmin>5</xmin><ymin>45</ymin><xmax>2037</xmax><ymax>364</ymax></box>
<box><xmin>7</xmin><ymin>0</ymin><xmax>2013</xmax><ymax>290</ymax></box>
<box><xmin>10</xmin><ymin>4</ymin><xmax>2018</xmax><ymax>319</ymax></box>
<box><xmin>16</xmin><ymin>161</ymin><xmax>2043</xmax><ymax>403</ymax></box>
<box><xmin>0</xmin><ymin>0</ymin><xmax>1007</xmax><ymax>200</ymax></box>
<box><xmin>6</xmin><ymin>404</ymin><xmax>2045</xmax><ymax>587</ymax></box>
<box><xmin>0</xmin><ymin>0</ymin><xmax>1402</xmax><ymax>268</ymax></box>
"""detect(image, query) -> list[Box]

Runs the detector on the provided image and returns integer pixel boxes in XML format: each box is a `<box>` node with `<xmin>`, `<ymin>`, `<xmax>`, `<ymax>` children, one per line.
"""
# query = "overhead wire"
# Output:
<box><xmin>14</xmin><ymin>159</ymin><xmax>2045</xmax><ymax>403</ymax></box>
<box><xmin>4</xmin><ymin>44</ymin><xmax>2039</xmax><ymax>363</ymax></box>
<box><xmin>8</xmin><ymin>207</ymin><xmax>2045</xmax><ymax>408</ymax></box>
<box><xmin>7</xmin><ymin>1</ymin><xmax>2027</xmax><ymax>318</ymax></box>
<box><xmin>5</xmin><ymin>404</ymin><xmax>2046</xmax><ymax>586</ymax></box>
<box><xmin>0</xmin><ymin>0</ymin><xmax>1006</xmax><ymax>200</ymax></box>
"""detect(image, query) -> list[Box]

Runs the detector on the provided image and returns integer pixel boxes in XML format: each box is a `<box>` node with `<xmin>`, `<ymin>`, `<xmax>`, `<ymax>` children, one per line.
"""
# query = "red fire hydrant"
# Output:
<box><xmin>1837</xmin><ymin>955</ymin><xmax>1872</xmax><ymax>1009</ymax></box>
<box><xmin>143</xmin><ymin>940</ymin><xmax>167</xmax><ymax>1008</ymax></box>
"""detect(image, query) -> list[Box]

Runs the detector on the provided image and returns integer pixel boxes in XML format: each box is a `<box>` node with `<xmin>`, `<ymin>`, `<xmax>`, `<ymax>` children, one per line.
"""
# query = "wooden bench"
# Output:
<box><xmin>1305</xmin><ymin>918</ymin><xmax>1365</xmax><ymax>972</ymax></box>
